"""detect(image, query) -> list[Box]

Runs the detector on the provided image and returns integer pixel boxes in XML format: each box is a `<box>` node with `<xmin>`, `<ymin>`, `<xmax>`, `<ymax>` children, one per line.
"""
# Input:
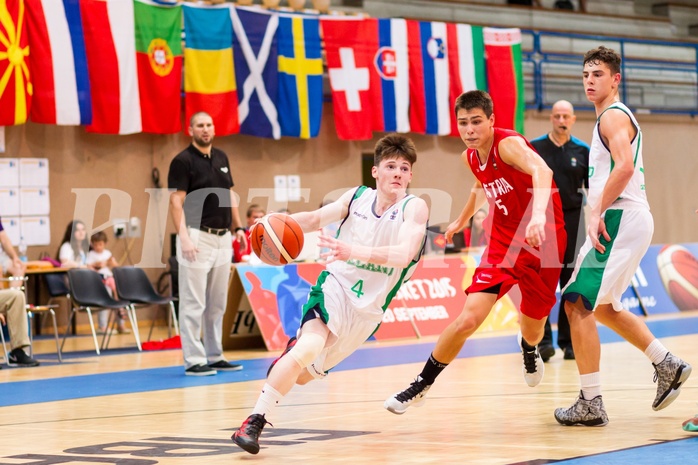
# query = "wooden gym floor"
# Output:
<box><xmin>1</xmin><ymin>312</ymin><xmax>697</xmax><ymax>464</ymax></box>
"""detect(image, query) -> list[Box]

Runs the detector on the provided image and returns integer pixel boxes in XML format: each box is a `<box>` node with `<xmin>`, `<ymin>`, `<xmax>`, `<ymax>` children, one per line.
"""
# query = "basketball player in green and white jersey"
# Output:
<box><xmin>555</xmin><ymin>46</ymin><xmax>691</xmax><ymax>426</ymax></box>
<box><xmin>231</xmin><ymin>134</ymin><xmax>429</xmax><ymax>454</ymax></box>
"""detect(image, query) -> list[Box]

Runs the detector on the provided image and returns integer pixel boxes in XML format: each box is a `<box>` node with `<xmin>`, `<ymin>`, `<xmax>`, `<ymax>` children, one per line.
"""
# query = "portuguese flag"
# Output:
<box><xmin>134</xmin><ymin>0</ymin><xmax>182</xmax><ymax>134</ymax></box>
<box><xmin>484</xmin><ymin>27</ymin><xmax>525</xmax><ymax>134</ymax></box>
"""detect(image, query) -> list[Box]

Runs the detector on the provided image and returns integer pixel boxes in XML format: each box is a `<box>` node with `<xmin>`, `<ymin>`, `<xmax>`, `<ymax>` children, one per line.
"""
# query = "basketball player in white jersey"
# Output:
<box><xmin>232</xmin><ymin>134</ymin><xmax>429</xmax><ymax>454</ymax></box>
<box><xmin>554</xmin><ymin>46</ymin><xmax>691</xmax><ymax>426</ymax></box>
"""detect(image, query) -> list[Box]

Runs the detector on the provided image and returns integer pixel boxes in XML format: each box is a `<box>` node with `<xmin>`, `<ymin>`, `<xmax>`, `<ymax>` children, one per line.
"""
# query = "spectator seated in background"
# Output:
<box><xmin>0</xmin><ymin>216</ymin><xmax>26</xmax><ymax>287</ymax></box>
<box><xmin>0</xmin><ymin>288</ymin><xmax>40</xmax><ymax>367</ymax></box>
<box><xmin>462</xmin><ymin>208</ymin><xmax>489</xmax><ymax>248</ymax></box>
<box><xmin>57</xmin><ymin>220</ymin><xmax>89</xmax><ymax>269</ymax></box>
<box><xmin>87</xmin><ymin>231</ymin><xmax>129</xmax><ymax>334</ymax></box>
<box><xmin>233</xmin><ymin>204</ymin><xmax>266</xmax><ymax>263</ymax></box>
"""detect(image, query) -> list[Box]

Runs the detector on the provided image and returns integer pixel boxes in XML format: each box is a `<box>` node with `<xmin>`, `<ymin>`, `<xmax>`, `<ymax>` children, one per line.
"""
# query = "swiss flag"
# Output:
<box><xmin>320</xmin><ymin>18</ymin><xmax>380</xmax><ymax>140</ymax></box>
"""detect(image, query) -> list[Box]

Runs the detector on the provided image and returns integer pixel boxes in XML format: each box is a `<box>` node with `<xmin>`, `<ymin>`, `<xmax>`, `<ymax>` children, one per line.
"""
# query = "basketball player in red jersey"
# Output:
<box><xmin>385</xmin><ymin>90</ymin><xmax>566</xmax><ymax>415</ymax></box>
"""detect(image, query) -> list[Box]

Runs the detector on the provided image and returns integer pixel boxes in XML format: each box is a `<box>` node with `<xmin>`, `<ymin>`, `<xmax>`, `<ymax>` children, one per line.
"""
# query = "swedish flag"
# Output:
<box><xmin>277</xmin><ymin>14</ymin><xmax>323</xmax><ymax>139</ymax></box>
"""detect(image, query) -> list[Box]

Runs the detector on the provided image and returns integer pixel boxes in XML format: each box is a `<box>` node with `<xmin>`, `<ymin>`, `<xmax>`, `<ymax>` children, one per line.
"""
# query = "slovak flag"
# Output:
<box><xmin>321</xmin><ymin>17</ymin><xmax>380</xmax><ymax>141</ymax></box>
<box><xmin>374</xmin><ymin>18</ymin><xmax>409</xmax><ymax>133</ymax></box>
<box><xmin>407</xmin><ymin>20</ymin><xmax>451</xmax><ymax>136</ymax></box>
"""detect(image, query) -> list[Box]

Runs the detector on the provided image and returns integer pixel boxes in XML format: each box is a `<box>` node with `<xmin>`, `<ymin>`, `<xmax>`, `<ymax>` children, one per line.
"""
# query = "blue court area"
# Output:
<box><xmin>552</xmin><ymin>436</ymin><xmax>698</xmax><ymax>464</ymax></box>
<box><xmin>3</xmin><ymin>315</ymin><xmax>698</xmax><ymax>408</ymax></box>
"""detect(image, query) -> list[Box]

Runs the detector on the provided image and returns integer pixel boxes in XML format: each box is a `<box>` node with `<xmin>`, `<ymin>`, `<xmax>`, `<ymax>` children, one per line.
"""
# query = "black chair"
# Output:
<box><xmin>113</xmin><ymin>266</ymin><xmax>179</xmax><ymax>342</ymax></box>
<box><xmin>63</xmin><ymin>268</ymin><xmax>136</xmax><ymax>355</ymax></box>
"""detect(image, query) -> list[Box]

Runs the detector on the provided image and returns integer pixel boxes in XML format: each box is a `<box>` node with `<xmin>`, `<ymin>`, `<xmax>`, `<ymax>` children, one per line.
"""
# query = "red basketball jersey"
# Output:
<box><xmin>466</xmin><ymin>128</ymin><xmax>565</xmax><ymax>267</ymax></box>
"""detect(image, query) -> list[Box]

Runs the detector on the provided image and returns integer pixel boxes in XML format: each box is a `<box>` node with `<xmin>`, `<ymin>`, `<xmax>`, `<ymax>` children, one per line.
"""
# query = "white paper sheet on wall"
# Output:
<box><xmin>20</xmin><ymin>187</ymin><xmax>50</xmax><ymax>216</ymax></box>
<box><xmin>1</xmin><ymin>216</ymin><xmax>21</xmax><ymax>245</ymax></box>
<box><xmin>0</xmin><ymin>158</ymin><xmax>19</xmax><ymax>187</ymax></box>
<box><xmin>0</xmin><ymin>187</ymin><xmax>20</xmax><ymax>216</ymax></box>
<box><xmin>19</xmin><ymin>158</ymin><xmax>49</xmax><ymax>187</ymax></box>
<box><xmin>20</xmin><ymin>216</ymin><xmax>51</xmax><ymax>246</ymax></box>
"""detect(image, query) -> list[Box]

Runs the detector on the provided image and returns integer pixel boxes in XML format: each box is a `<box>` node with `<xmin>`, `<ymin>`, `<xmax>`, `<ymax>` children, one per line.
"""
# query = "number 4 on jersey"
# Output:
<box><xmin>351</xmin><ymin>280</ymin><xmax>365</xmax><ymax>298</ymax></box>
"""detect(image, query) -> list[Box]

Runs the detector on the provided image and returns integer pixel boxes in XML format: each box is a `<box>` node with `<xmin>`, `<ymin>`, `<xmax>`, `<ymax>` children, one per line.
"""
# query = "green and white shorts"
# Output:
<box><xmin>562</xmin><ymin>206</ymin><xmax>653</xmax><ymax>311</ymax></box>
<box><xmin>300</xmin><ymin>271</ymin><xmax>383</xmax><ymax>380</ymax></box>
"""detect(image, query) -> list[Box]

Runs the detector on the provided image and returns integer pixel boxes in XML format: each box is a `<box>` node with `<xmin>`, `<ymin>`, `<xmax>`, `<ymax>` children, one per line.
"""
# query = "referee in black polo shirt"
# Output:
<box><xmin>168</xmin><ymin>111</ymin><xmax>247</xmax><ymax>376</ymax></box>
<box><xmin>530</xmin><ymin>100</ymin><xmax>589</xmax><ymax>363</ymax></box>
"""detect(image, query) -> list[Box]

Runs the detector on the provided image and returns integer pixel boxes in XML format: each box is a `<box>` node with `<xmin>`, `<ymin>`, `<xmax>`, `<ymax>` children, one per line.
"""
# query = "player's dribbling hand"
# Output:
<box><xmin>318</xmin><ymin>235</ymin><xmax>349</xmax><ymax>263</ymax></box>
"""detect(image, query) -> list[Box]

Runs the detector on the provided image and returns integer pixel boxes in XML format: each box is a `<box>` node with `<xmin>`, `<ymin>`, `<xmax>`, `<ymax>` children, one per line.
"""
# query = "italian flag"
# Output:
<box><xmin>484</xmin><ymin>27</ymin><xmax>525</xmax><ymax>134</ymax></box>
<box><xmin>134</xmin><ymin>0</ymin><xmax>182</xmax><ymax>134</ymax></box>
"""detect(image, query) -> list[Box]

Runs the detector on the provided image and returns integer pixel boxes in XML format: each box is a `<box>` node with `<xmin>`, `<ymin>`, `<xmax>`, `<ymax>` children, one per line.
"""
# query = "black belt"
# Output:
<box><xmin>197</xmin><ymin>226</ymin><xmax>229</xmax><ymax>236</ymax></box>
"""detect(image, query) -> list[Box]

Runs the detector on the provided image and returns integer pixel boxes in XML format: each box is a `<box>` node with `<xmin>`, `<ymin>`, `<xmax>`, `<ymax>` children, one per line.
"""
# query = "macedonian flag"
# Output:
<box><xmin>0</xmin><ymin>0</ymin><xmax>32</xmax><ymax>126</ymax></box>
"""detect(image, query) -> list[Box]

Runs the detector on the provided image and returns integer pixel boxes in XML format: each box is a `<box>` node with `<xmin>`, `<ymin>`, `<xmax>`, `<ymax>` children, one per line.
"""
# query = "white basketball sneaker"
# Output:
<box><xmin>518</xmin><ymin>331</ymin><xmax>544</xmax><ymax>387</ymax></box>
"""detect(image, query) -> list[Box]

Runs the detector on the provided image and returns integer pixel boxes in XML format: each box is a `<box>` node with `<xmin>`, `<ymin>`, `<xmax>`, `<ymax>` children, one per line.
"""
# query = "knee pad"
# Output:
<box><xmin>288</xmin><ymin>332</ymin><xmax>326</xmax><ymax>368</ymax></box>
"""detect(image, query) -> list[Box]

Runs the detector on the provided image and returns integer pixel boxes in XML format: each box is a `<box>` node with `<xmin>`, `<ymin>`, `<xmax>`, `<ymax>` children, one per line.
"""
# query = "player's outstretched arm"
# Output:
<box><xmin>319</xmin><ymin>197</ymin><xmax>429</xmax><ymax>268</ymax></box>
<box><xmin>291</xmin><ymin>189</ymin><xmax>354</xmax><ymax>234</ymax></box>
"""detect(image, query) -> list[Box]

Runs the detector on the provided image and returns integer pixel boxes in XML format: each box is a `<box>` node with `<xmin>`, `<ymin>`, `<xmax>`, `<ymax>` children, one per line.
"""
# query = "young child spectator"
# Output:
<box><xmin>86</xmin><ymin>231</ymin><xmax>128</xmax><ymax>334</ymax></box>
<box><xmin>233</xmin><ymin>204</ymin><xmax>266</xmax><ymax>263</ymax></box>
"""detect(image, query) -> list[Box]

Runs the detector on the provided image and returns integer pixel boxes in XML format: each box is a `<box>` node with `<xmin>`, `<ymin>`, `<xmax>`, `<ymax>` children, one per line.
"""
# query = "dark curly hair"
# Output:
<box><xmin>583</xmin><ymin>46</ymin><xmax>621</xmax><ymax>75</ymax></box>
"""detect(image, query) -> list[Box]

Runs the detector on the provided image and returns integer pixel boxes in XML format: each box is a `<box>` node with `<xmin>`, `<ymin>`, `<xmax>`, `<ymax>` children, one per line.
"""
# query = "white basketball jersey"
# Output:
<box><xmin>588</xmin><ymin>101</ymin><xmax>649</xmax><ymax>210</ymax></box>
<box><xmin>327</xmin><ymin>186</ymin><xmax>424</xmax><ymax>313</ymax></box>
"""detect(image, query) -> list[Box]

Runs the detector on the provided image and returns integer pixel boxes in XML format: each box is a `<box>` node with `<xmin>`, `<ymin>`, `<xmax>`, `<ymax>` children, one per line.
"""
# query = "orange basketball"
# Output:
<box><xmin>250</xmin><ymin>213</ymin><xmax>304</xmax><ymax>266</ymax></box>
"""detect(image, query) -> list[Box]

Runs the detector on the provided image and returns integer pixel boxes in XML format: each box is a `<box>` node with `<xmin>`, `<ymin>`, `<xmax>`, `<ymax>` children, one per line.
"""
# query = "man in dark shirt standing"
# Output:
<box><xmin>530</xmin><ymin>100</ymin><xmax>589</xmax><ymax>362</ymax></box>
<box><xmin>168</xmin><ymin>112</ymin><xmax>247</xmax><ymax>376</ymax></box>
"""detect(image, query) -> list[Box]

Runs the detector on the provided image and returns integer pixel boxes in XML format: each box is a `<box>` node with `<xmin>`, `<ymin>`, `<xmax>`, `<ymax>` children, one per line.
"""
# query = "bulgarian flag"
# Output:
<box><xmin>0</xmin><ymin>0</ymin><xmax>32</xmax><ymax>126</ymax></box>
<box><xmin>484</xmin><ymin>27</ymin><xmax>525</xmax><ymax>134</ymax></box>
<box><xmin>447</xmin><ymin>23</ymin><xmax>486</xmax><ymax>137</ymax></box>
<box><xmin>134</xmin><ymin>0</ymin><xmax>182</xmax><ymax>134</ymax></box>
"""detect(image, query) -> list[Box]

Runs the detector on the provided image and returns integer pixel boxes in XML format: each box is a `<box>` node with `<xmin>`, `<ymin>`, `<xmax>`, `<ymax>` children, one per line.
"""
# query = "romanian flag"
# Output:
<box><xmin>484</xmin><ymin>27</ymin><xmax>525</xmax><ymax>134</ymax></box>
<box><xmin>134</xmin><ymin>0</ymin><xmax>182</xmax><ymax>134</ymax></box>
<box><xmin>183</xmin><ymin>3</ymin><xmax>238</xmax><ymax>136</ymax></box>
<box><xmin>277</xmin><ymin>13</ymin><xmax>323</xmax><ymax>139</ymax></box>
<box><xmin>0</xmin><ymin>0</ymin><xmax>31</xmax><ymax>126</ymax></box>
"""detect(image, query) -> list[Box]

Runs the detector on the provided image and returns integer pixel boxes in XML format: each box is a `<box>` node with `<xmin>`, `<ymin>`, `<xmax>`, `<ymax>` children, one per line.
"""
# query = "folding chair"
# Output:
<box><xmin>63</xmin><ymin>268</ymin><xmax>136</xmax><ymax>355</ymax></box>
<box><xmin>113</xmin><ymin>266</ymin><xmax>179</xmax><ymax>342</ymax></box>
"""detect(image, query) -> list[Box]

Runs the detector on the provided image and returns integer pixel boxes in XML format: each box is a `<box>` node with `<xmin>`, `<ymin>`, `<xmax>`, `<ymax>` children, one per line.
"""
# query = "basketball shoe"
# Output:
<box><xmin>682</xmin><ymin>415</ymin><xmax>698</xmax><ymax>432</ymax></box>
<box><xmin>554</xmin><ymin>391</ymin><xmax>609</xmax><ymax>427</ymax></box>
<box><xmin>231</xmin><ymin>413</ymin><xmax>272</xmax><ymax>454</ymax></box>
<box><xmin>652</xmin><ymin>353</ymin><xmax>692</xmax><ymax>411</ymax></box>
<box><xmin>518</xmin><ymin>331</ymin><xmax>544</xmax><ymax>387</ymax></box>
<box><xmin>266</xmin><ymin>336</ymin><xmax>297</xmax><ymax>377</ymax></box>
<box><xmin>384</xmin><ymin>376</ymin><xmax>431</xmax><ymax>415</ymax></box>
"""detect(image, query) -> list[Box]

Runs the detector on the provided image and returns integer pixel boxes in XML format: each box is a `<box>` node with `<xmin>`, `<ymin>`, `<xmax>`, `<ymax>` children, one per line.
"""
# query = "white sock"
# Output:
<box><xmin>251</xmin><ymin>383</ymin><xmax>284</xmax><ymax>417</ymax></box>
<box><xmin>644</xmin><ymin>339</ymin><xmax>669</xmax><ymax>365</ymax></box>
<box><xmin>580</xmin><ymin>372</ymin><xmax>601</xmax><ymax>400</ymax></box>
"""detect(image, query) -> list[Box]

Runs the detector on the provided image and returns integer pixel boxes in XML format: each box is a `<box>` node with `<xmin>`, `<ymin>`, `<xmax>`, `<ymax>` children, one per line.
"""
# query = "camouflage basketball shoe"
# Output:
<box><xmin>554</xmin><ymin>391</ymin><xmax>609</xmax><ymax>427</ymax></box>
<box><xmin>652</xmin><ymin>353</ymin><xmax>692</xmax><ymax>411</ymax></box>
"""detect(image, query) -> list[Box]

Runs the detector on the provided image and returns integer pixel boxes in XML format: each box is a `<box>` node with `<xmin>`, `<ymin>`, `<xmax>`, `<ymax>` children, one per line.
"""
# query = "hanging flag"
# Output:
<box><xmin>447</xmin><ymin>23</ymin><xmax>486</xmax><ymax>136</ymax></box>
<box><xmin>407</xmin><ymin>20</ymin><xmax>450</xmax><ymax>136</ymax></box>
<box><xmin>134</xmin><ymin>0</ymin><xmax>182</xmax><ymax>134</ymax></box>
<box><xmin>277</xmin><ymin>13</ymin><xmax>323</xmax><ymax>139</ymax></box>
<box><xmin>0</xmin><ymin>0</ymin><xmax>31</xmax><ymax>126</ymax></box>
<box><xmin>484</xmin><ymin>27</ymin><xmax>525</xmax><ymax>134</ymax></box>
<box><xmin>321</xmin><ymin>18</ymin><xmax>380</xmax><ymax>141</ymax></box>
<box><xmin>26</xmin><ymin>0</ymin><xmax>91</xmax><ymax>126</ymax></box>
<box><xmin>183</xmin><ymin>3</ymin><xmax>238</xmax><ymax>135</ymax></box>
<box><xmin>80</xmin><ymin>0</ymin><xmax>141</xmax><ymax>134</ymax></box>
<box><xmin>231</xmin><ymin>6</ymin><xmax>279</xmax><ymax>139</ymax></box>
<box><xmin>375</xmin><ymin>18</ymin><xmax>409</xmax><ymax>133</ymax></box>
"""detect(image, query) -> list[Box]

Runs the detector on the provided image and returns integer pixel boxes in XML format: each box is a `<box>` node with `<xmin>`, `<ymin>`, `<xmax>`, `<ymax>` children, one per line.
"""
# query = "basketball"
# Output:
<box><xmin>656</xmin><ymin>244</ymin><xmax>698</xmax><ymax>311</ymax></box>
<box><xmin>250</xmin><ymin>213</ymin><xmax>304</xmax><ymax>266</ymax></box>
